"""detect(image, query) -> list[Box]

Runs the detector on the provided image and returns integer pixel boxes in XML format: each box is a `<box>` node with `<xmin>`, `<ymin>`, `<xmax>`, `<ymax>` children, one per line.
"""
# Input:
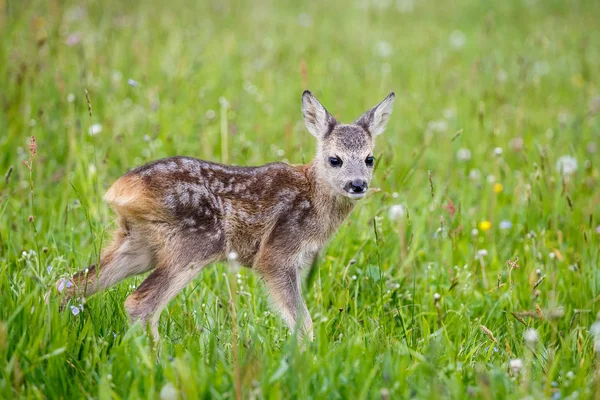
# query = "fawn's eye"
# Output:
<box><xmin>328</xmin><ymin>156</ymin><xmax>342</xmax><ymax>167</ymax></box>
<box><xmin>365</xmin><ymin>156</ymin><xmax>375</xmax><ymax>167</ymax></box>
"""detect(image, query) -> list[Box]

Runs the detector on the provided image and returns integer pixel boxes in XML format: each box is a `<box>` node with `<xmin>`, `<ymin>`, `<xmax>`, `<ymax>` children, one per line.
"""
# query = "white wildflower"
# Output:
<box><xmin>556</xmin><ymin>155</ymin><xmax>578</xmax><ymax>176</ymax></box>
<box><xmin>159</xmin><ymin>382</ymin><xmax>179</xmax><ymax>400</ymax></box>
<box><xmin>509</xmin><ymin>358</ymin><xmax>523</xmax><ymax>374</ymax></box>
<box><xmin>456</xmin><ymin>148</ymin><xmax>472</xmax><ymax>162</ymax></box>
<box><xmin>496</xmin><ymin>69</ymin><xmax>508</xmax><ymax>83</ymax></box>
<box><xmin>449</xmin><ymin>30</ymin><xmax>466</xmax><ymax>49</ymax></box>
<box><xmin>476</xmin><ymin>249</ymin><xmax>488</xmax><ymax>259</ymax></box>
<box><xmin>374</xmin><ymin>41</ymin><xmax>393</xmax><ymax>58</ymax></box>
<box><xmin>523</xmin><ymin>328</ymin><xmax>539</xmax><ymax>347</ymax></box>
<box><xmin>566</xmin><ymin>371</ymin><xmax>575</xmax><ymax>380</ymax></box>
<box><xmin>88</xmin><ymin>123</ymin><xmax>102</xmax><ymax>136</ymax></box>
<box><xmin>396</xmin><ymin>0</ymin><xmax>414</xmax><ymax>13</ymax></box>
<box><xmin>469</xmin><ymin>169</ymin><xmax>481</xmax><ymax>182</ymax></box>
<box><xmin>388</xmin><ymin>204</ymin><xmax>405</xmax><ymax>220</ymax></box>
<box><xmin>443</xmin><ymin>108</ymin><xmax>455</xmax><ymax>119</ymax></box>
<box><xmin>590</xmin><ymin>321</ymin><xmax>600</xmax><ymax>338</ymax></box>
<box><xmin>532</xmin><ymin>61</ymin><xmax>550</xmax><ymax>77</ymax></box>
<box><xmin>297</xmin><ymin>12</ymin><xmax>312</xmax><ymax>27</ymax></box>
<box><xmin>494</xmin><ymin>147</ymin><xmax>503</xmax><ymax>156</ymax></box>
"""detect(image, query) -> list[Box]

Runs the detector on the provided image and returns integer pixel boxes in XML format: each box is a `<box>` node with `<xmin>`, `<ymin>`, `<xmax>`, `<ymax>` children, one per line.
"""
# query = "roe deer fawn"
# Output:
<box><xmin>59</xmin><ymin>90</ymin><xmax>395</xmax><ymax>342</ymax></box>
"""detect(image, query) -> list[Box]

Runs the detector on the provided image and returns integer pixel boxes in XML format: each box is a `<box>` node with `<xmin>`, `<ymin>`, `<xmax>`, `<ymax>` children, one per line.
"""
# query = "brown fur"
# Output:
<box><xmin>59</xmin><ymin>91</ymin><xmax>395</xmax><ymax>343</ymax></box>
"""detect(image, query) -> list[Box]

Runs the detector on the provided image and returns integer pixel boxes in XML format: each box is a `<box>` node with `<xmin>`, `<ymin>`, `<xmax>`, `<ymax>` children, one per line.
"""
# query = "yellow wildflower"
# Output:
<box><xmin>493</xmin><ymin>183</ymin><xmax>503</xmax><ymax>193</ymax></box>
<box><xmin>479</xmin><ymin>220</ymin><xmax>492</xmax><ymax>231</ymax></box>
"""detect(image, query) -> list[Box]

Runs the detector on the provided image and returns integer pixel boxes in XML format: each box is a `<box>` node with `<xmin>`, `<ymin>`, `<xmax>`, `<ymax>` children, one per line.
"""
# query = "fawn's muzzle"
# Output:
<box><xmin>344</xmin><ymin>179</ymin><xmax>367</xmax><ymax>195</ymax></box>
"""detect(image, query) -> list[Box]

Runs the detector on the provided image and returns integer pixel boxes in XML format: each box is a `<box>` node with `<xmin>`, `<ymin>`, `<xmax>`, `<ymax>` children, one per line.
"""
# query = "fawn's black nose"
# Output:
<box><xmin>344</xmin><ymin>179</ymin><xmax>368</xmax><ymax>194</ymax></box>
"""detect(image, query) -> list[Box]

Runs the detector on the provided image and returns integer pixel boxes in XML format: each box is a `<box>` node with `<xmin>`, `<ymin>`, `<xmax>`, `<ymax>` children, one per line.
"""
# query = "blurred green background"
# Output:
<box><xmin>1</xmin><ymin>0</ymin><xmax>599</xmax><ymax>398</ymax></box>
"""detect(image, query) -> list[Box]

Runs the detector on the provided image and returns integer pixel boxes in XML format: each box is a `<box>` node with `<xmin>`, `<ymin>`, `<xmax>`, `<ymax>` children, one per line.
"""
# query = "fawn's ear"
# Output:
<box><xmin>355</xmin><ymin>92</ymin><xmax>395</xmax><ymax>136</ymax></box>
<box><xmin>302</xmin><ymin>90</ymin><xmax>337</xmax><ymax>139</ymax></box>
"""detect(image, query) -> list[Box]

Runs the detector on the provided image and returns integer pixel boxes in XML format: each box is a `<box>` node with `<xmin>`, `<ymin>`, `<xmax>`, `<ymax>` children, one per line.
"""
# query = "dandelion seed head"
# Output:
<box><xmin>590</xmin><ymin>321</ymin><xmax>600</xmax><ymax>338</ymax></box>
<box><xmin>297</xmin><ymin>12</ymin><xmax>312</xmax><ymax>27</ymax></box>
<box><xmin>509</xmin><ymin>358</ymin><xmax>523</xmax><ymax>374</ymax></box>
<box><xmin>556</xmin><ymin>155</ymin><xmax>578</xmax><ymax>176</ymax></box>
<box><xmin>469</xmin><ymin>169</ymin><xmax>481</xmax><ymax>182</ymax></box>
<box><xmin>524</xmin><ymin>328</ymin><xmax>539</xmax><ymax>347</ymax></box>
<box><xmin>476</xmin><ymin>249</ymin><xmax>489</xmax><ymax>259</ymax></box>
<box><xmin>496</xmin><ymin>69</ymin><xmax>508</xmax><ymax>83</ymax></box>
<box><xmin>494</xmin><ymin>147</ymin><xmax>503</xmax><ymax>156</ymax></box>
<box><xmin>159</xmin><ymin>382</ymin><xmax>179</xmax><ymax>400</ymax></box>
<box><xmin>456</xmin><ymin>148</ymin><xmax>472</xmax><ymax>162</ymax></box>
<box><xmin>388</xmin><ymin>204</ymin><xmax>405</xmax><ymax>220</ymax></box>
<box><xmin>227</xmin><ymin>251</ymin><xmax>238</xmax><ymax>261</ymax></box>
<box><xmin>449</xmin><ymin>30</ymin><xmax>466</xmax><ymax>49</ymax></box>
<box><xmin>88</xmin><ymin>123</ymin><xmax>102</xmax><ymax>136</ymax></box>
<box><xmin>374</xmin><ymin>41</ymin><xmax>393</xmax><ymax>58</ymax></box>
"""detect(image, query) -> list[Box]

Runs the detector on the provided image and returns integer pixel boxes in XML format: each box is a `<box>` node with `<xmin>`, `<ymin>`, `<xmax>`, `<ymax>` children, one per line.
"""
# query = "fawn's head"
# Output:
<box><xmin>302</xmin><ymin>90</ymin><xmax>395</xmax><ymax>199</ymax></box>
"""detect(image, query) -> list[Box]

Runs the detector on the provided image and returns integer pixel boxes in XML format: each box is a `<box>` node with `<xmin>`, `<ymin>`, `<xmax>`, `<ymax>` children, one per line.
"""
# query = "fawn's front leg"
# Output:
<box><xmin>257</xmin><ymin>253</ymin><xmax>313</xmax><ymax>342</ymax></box>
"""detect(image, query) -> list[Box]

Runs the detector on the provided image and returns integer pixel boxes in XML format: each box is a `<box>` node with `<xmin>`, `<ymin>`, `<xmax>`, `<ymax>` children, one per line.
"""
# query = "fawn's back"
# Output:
<box><xmin>104</xmin><ymin>156</ymin><xmax>345</xmax><ymax>267</ymax></box>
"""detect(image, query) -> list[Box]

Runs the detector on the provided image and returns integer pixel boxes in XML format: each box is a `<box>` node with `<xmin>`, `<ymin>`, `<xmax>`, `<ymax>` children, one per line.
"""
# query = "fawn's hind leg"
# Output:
<box><xmin>124</xmin><ymin>233</ymin><xmax>224</xmax><ymax>341</ymax></box>
<box><xmin>60</xmin><ymin>219</ymin><xmax>155</xmax><ymax>299</ymax></box>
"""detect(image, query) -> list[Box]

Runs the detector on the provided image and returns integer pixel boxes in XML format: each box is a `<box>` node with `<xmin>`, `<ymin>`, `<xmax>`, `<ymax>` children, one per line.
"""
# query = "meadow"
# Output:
<box><xmin>1</xmin><ymin>0</ymin><xmax>600</xmax><ymax>398</ymax></box>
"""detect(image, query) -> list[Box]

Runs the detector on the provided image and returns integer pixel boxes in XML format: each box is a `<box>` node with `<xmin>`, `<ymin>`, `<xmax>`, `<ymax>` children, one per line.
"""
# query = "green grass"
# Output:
<box><xmin>1</xmin><ymin>0</ymin><xmax>600</xmax><ymax>398</ymax></box>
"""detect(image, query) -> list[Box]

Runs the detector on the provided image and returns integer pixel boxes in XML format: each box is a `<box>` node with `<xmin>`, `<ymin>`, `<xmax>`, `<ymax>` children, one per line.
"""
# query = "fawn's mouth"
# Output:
<box><xmin>345</xmin><ymin>191</ymin><xmax>367</xmax><ymax>200</ymax></box>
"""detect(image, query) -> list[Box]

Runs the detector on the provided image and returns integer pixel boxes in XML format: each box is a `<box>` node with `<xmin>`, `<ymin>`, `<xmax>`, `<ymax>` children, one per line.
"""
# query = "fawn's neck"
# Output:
<box><xmin>303</xmin><ymin>160</ymin><xmax>355</xmax><ymax>235</ymax></box>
